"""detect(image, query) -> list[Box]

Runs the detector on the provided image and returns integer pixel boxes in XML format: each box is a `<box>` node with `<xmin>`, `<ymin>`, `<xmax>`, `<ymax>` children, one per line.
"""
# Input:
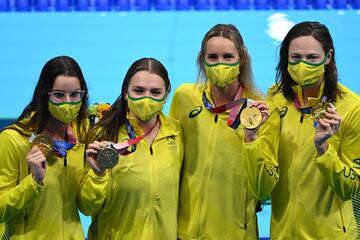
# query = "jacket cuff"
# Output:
<box><xmin>88</xmin><ymin>169</ymin><xmax>110</xmax><ymax>183</ymax></box>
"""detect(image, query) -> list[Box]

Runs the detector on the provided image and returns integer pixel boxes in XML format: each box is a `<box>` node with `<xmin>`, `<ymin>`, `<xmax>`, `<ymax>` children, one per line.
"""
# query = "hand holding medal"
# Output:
<box><xmin>27</xmin><ymin>134</ymin><xmax>54</xmax><ymax>184</ymax></box>
<box><xmin>240</xmin><ymin>107</ymin><xmax>262</xmax><ymax>129</ymax></box>
<box><xmin>240</xmin><ymin>100</ymin><xmax>269</xmax><ymax>129</ymax></box>
<box><xmin>30</xmin><ymin>134</ymin><xmax>54</xmax><ymax>157</ymax></box>
<box><xmin>313</xmin><ymin>102</ymin><xmax>341</xmax><ymax>155</ymax></box>
<box><xmin>240</xmin><ymin>100</ymin><xmax>270</xmax><ymax>142</ymax></box>
<box><xmin>97</xmin><ymin>143</ymin><xmax>120</xmax><ymax>169</ymax></box>
<box><xmin>312</xmin><ymin>101</ymin><xmax>330</xmax><ymax>123</ymax></box>
<box><xmin>85</xmin><ymin>141</ymin><xmax>111</xmax><ymax>175</ymax></box>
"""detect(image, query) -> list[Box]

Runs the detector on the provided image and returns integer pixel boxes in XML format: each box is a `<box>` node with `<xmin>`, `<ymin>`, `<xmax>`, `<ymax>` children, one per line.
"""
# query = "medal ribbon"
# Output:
<box><xmin>294</xmin><ymin>95</ymin><xmax>328</xmax><ymax>128</ymax></box>
<box><xmin>112</xmin><ymin>116</ymin><xmax>159</xmax><ymax>155</ymax></box>
<box><xmin>202</xmin><ymin>85</ymin><xmax>247</xmax><ymax>129</ymax></box>
<box><xmin>29</xmin><ymin>126</ymin><xmax>77</xmax><ymax>157</ymax></box>
<box><xmin>53</xmin><ymin>126</ymin><xmax>76</xmax><ymax>157</ymax></box>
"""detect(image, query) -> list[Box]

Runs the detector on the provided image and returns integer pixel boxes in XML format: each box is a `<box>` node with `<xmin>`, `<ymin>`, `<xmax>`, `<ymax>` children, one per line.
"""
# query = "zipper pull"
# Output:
<box><xmin>300</xmin><ymin>112</ymin><xmax>304</xmax><ymax>123</ymax></box>
<box><xmin>214</xmin><ymin>114</ymin><xmax>218</xmax><ymax>123</ymax></box>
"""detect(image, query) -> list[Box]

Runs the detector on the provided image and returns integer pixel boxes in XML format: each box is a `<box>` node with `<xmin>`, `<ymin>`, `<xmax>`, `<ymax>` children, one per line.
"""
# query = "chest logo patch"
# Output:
<box><xmin>188</xmin><ymin>106</ymin><xmax>202</xmax><ymax>119</ymax></box>
<box><xmin>279</xmin><ymin>107</ymin><xmax>288</xmax><ymax>118</ymax></box>
<box><xmin>167</xmin><ymin>136</ymin><xmax>177</xmax><ymax>150</ymax></box>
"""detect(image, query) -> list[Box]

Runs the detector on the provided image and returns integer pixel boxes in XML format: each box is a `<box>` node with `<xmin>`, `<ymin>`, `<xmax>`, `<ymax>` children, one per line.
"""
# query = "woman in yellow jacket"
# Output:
<box><xmin>0</xmin><ymin>56</ymin><xmax>107</xmax><ymax>239</ymax></box>
<box><xmin>268</xmin><ymin>21</ymin><xmax>360</xmax><ymax>239</ymax></box>
<box><xmin>82</xmin><ymin>57</ymin><xmax>183</xmax><ymax>240</ymax></box>
<box><xmin>169</xmin><ymin>24</ymin><xmax>280</xmax><ymax>239</ymax></box>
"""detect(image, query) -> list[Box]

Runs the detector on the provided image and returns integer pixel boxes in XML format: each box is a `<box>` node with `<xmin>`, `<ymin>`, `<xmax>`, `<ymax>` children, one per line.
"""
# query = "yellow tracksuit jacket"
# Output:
<box><xmin>81</xmin><ymin>112</ymin><xmax>184</xmax><ymax>240</ymax></box>
<box><xmin>0</xmin><ymin>120</ymin><xmax>94</xmax><ymax>239</ymax></box>
<box><xmin>268</xmin><ymin>83</ymin><xmax>360</xmax><ymax>239</ymax></box>
<box><xmin>170</xmin><ymin>83</ymin><xmax>280</xmax><ymax>240</ymax></box>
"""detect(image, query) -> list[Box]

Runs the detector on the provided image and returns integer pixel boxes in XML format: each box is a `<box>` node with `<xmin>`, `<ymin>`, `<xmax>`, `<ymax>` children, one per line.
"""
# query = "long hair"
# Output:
<box><xmin>273</xmin><ymin>21</ymin><xmax>340</xmax><ymax>102</ymax></box>
<box><xmin>197</xmin><ymin>24</ymin><xmax>261</xmax><ymax>97</ymax></box>
<box><xmin>88</xmin><ymin>57</ymin><xmax>171</xmax><ymax>143</ymax></box>
<box><xmin>10</xmin><ymin>56</ymin><xmax>89</xmax><ymax>142</ymax></box>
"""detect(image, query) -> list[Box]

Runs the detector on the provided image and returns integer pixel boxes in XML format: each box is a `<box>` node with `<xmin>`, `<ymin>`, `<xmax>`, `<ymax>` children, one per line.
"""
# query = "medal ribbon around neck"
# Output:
<box><xmin>202</xmin><ymin>85</ymin><xmax>247</xmax><ymax>129</ymax></box>
<box><xmin>53</xmin><ymin>125</ymin><xmax>76</xmax><ymax>157</ymax></box>
<box><xmin>111</xmin><ymin>116</ymin><xmax>159</xmax><ymax>155</ymax></box>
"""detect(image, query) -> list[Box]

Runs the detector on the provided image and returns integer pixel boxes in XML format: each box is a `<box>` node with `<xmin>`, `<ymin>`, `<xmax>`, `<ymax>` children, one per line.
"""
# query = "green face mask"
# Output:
<box><xmin>204</xmin><ymin>61</ymin><xmax>240</xmax><ymax>88</ymax></box>
<box><xmin>48</xmin><ymin>101</ymin><xmax>82</xmax><ymax>124</ymax></box>
<box><xmin>127</xmin><ymin>95</ymin><xmax>165</xmax><ymax>122</ymax></box>
<box><xmin>287</xmin><ymin>55</ymin><xmax>327</xmax><ymax>87</ymax></box>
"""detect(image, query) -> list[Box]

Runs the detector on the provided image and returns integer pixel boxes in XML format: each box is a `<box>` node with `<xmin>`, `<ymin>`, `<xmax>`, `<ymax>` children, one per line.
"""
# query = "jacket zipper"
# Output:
<box><xmin>337</xmin><ymin>199</ymin><xmax>347</xmax><ymax>232</ymax></box>
<box><xmin>244</xmin><ymin>187</ymin><xmax>247</xmax><ymax>230</ymax></box>
<box><xmin>197</xmin><ymin>118</ymin><xmax>218</xmax><ymax>237</ymax></box>
<box><xmin>300</xmin><ymin>112</ymin><xmax>304</xmax><ymax>123</ymax></box>
<box><xmin>149</xmin><ymin>142</ymin><xmax>158</xmax><ymax>238</ymax></box>
<box><xmin>292</xmin><ymin>110</ymin><xmax>303</xmax><ymax>237</ymax></box>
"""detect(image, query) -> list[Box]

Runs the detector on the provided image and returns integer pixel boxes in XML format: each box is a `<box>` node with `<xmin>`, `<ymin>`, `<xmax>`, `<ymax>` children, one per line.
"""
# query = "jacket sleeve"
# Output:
<box><xmin>314</xmin><ymin>106</ymin><xmax>360</xmax><ymax>200</ymax></box>
<box><xmin>242</xmin><ymin>103</ymin><xmax>280</xmax><ymax>200</ymax></box>
<box><xmin>0</xmin><ymin>131</ymin><xmax>44</xmax><ymax>223</ymax></box>
<box><xmin>77</xmin><ymin>163</ymin><xmax>109</xmax><ymax>216</ymax></box>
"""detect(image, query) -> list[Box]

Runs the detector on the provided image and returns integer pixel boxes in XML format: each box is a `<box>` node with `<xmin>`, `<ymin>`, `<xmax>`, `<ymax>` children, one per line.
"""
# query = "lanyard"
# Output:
<box><xmin>202</xmin><ymin>85</ymin><xmax>247</xmax><ymax>129</ymax></box>
<box><xmin>112</xmin><ymin>116</ymin><xmax>159</xmax><ymax>155</ymax></box>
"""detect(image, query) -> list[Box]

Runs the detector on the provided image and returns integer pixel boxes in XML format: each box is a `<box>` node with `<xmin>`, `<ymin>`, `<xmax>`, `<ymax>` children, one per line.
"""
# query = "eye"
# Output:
<box><xmin>52</xmin><ymin>91</ymin><xmax>65</xmax><ymax>99</ymax></box>
<box><xmin>132</xmin><ymin>87</ymin><xmax>144</xmax><ymax>94</ymax></box>
<box><xmin>69</xmin><ymin>91</ymin><xmax>81</xmax><ymax>98</ymax></box>
<box><xmin>206</xmin><ymin>54</ymin><xmax>218</xmax><ymax>60</ymax></box>
<box><xmin>290</xmin><ymin>54</ymin><xmax>301</xmax><ymax>59</ymax></box>
<box><xmin>223</xmin><ymin>54</ymin><xmax>234</xmax><ymax>59</ymax></box>
<box><xmin>151</xmin><ymin>89</ymin><xmax>163</xmax><ymax>96</ymax></box>
<box><xmin>306</xmin><ymin>54</ymin><xmax>320</xmax><ymax>62</ymax></box>
<box><xmin>289</xmin><ymin>54</ymin><xmax>302</xmax><ymax>62</ymax></box>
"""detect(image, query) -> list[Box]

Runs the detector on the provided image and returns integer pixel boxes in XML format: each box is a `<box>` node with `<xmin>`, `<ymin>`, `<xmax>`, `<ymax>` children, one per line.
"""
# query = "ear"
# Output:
<box><xmin>124</xmin><ymin>92</ymin><xmax>128</xmax><ymax>100</ymax></box>
<box><xmin>325</xmin><ymin>49</ymin><xmax>334</xmax><ymax>65</ymax></box>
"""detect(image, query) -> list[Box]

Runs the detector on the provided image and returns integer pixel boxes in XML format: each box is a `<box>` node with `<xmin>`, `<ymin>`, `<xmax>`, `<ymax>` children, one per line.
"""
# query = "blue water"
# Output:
<box><xmin>1</xmin><ymin>10</ymin><xmax>360</xmax><ymax>238</ymax></box>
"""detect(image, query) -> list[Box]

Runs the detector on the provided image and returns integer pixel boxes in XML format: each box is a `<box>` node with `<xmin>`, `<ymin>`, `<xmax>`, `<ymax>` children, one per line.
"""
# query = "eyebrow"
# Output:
<box><xmin>289</xmin><ymin>52</ymin><xmax>320</xmax><ymax>56</ymax></box>
<box><xmin>51</xmin><ymin>88</ymin><xmax>82</xmax><ymax>92</ymax></box>
<box><xmin>132</xmin><ymin>86</ymin><xmax>163</xmax><ymax>90</ymax></box>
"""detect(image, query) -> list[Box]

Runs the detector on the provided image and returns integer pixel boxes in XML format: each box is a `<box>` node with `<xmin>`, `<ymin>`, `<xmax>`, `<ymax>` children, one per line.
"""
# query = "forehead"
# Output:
<box><xmin>206</xmin><ymin>36</ymin><xmax>237</xmax><ymax>53</ymax></box>
<box><xmin>52</xmin><ymin>75</ymin><xmax>81</xmax><ymax>90</ymax></box>
<box><xmin>129</xmin><ymin>70</ymin><xmax>165</xmax><ymax>88</ymax></box>
<box><xmin>289</xmin><ymin>36</ymin><xmax>324</xmax><ymax>55</ymax></box>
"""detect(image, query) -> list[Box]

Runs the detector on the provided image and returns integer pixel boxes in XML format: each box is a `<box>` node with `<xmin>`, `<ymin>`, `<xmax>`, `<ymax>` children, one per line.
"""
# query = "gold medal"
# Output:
<box><xmin>240</xmin><ymin>107</ymin><xmax>262</xmax><ymax>129</ymax></box>
<box><xmin>32</xmin><ymin>134</ymin><xmax>53</xmax><ymax>156</ymax></box>
<box><xmin>312</xmin><ymin>102</ymin><xmax>330</xmax><ymax>121</ymax></box>
<box><xmin>97</xmin><ymin>147</ymin><xmax>119</xmax><ymax>169</ymax></box>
